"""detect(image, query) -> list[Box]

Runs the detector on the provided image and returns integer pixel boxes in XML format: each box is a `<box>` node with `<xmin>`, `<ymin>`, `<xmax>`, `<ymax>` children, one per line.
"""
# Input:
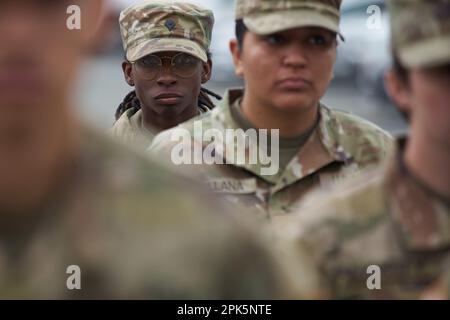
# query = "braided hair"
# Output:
<box><xmin>115</xmin><ymin>87</ymin><xmax>221</xmax><ymax>121</ymax></box>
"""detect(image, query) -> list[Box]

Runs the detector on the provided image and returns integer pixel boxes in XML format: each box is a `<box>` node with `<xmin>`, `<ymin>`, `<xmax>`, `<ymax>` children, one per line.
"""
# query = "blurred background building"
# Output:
<box><xmin>74</xmin><ymin>0</ymin><xmax>408</xmax><ymax>136</ymax></box>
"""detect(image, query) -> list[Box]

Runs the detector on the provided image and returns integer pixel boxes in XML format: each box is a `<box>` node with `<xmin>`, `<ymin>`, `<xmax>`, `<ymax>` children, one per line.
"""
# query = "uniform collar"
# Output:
<box><xmin>208</xmin><ymin>89</ymin><xmax>352</xmax><ymax>188</ymax></box>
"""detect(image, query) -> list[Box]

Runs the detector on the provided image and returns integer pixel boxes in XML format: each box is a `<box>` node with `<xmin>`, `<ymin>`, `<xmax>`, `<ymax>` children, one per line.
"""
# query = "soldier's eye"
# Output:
<box><xmin>308</xmin><ymin>34</ymin><xmax>334</xmax><ymax>46</ymax></box>
<box><xmin>309</xmin><ymin>35</ymin><xmax>326</xmax><ymax>45</ymax></box>
<box><xmin>138</xmin><ymin>55</ymin><xmax>161</xmax><ymax>68</ymax></box>
<box><xmin>173</xmin><ymin>53</ymin><xmax>198</xmax><ymax>67</ymax></box>
<box><xmin>265</xmin><ymin>34</ymin><xmax>285</xmax><ymax>46</ymax></box>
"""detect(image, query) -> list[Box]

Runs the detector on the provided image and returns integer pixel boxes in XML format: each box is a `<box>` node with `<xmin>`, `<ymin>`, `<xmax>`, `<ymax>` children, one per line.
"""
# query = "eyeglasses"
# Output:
<box><xmin>132</xmin><ymin>53</ymin><xmax>201</xmax><ymax>80</ymax></box>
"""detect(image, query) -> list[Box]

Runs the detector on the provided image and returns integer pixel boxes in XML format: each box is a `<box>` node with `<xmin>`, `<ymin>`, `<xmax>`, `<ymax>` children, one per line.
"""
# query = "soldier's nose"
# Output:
<box><xmin>283</xmin><ymin>46</ymin><xmax>308</xmax><ymax>69</ymax></box>
<box><xmin>156</xmin><ymin>66</ymin><xmax>178</xmax><ymax>86</ymax></box>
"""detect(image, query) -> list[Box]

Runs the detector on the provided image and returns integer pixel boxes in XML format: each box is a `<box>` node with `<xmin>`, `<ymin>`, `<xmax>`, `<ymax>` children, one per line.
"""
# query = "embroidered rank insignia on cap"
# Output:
<box><xmin>165</xmin><ymin>19</ymin><xmax>176</xmax><ymax>31</ymax></box>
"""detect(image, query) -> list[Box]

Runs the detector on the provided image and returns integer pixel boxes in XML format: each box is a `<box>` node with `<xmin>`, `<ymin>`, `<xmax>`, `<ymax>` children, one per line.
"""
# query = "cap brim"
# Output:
<box><xmin>399</xmin><ymin>36</ymin><xmax>450</xmax><ymax>68</ymax></box>
<box><xmin>126</xmin><ymin>38</ymin><xmax>208</xmax><ymax>63</ymax></box>
<box><xmin>243</xmin><ymin>9</ymin><xmax>342</xmax><ymax>38</ymax></box>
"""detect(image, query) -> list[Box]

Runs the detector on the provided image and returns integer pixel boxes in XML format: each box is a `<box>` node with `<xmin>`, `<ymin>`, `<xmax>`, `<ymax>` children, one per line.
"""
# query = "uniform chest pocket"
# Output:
<box><xmin>206</xmin><ymin>178</ymin><xmax>258</xmax><ymax>194</ymax></box>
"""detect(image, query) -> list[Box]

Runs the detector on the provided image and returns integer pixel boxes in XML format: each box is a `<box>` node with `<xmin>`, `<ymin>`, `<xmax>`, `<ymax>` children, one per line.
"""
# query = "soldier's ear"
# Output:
<box><xmin>201</xmin><ymin>59</ymin><xmax>212</xmax><ymax>84</ymax></box>
<box><xmin>230</xmin><ymin>39</ymin><xmax>244</xmax><ymax>77</ymax></box>
<box><xmin>122</xmin><ymin>61</ymin><xmax>135</xmax><ymax>86</ymax></box>
<box><xmin>385</xmin><ymin>68</ymin><xmax>411</xmax><ymax>115</ymax></box>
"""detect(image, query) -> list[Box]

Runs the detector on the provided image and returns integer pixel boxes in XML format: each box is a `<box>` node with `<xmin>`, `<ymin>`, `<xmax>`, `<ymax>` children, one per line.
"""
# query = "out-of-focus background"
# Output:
<box><xmin>74</xmin><ymin>0</ymin><xmax>408</xmax><ymax>136</ymax></box>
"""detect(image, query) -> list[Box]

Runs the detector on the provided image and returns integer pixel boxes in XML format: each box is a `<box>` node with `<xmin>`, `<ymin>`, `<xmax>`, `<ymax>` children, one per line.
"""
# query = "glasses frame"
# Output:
<box><xmin>131</xmin><ymin>52</ymin><xmax>201</xmax><ymax>80</ymax></box>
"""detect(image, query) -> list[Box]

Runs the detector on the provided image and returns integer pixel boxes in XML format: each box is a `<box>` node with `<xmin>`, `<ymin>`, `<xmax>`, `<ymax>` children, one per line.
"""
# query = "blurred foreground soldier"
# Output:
<box><xmin>0</xmin><ymin>0</ymin><xmax>300</xmax><ymax>299</ymax></box>
<box><xmin>109</xmin><ymin>0</ymin><xmax>220</xmax><ymax>148</ymax></box>
<box><xmin>151</xmin><ymin>0</ymin><xmax>393</xmax><ymax>220</ymax></box>
<box><xmin>282</xmin><ymin>0</ymin><xmax>450</xmax><ymax>299</ymax></box>
<box><xmin>421</xmin><ymin>267</ymin><xmax>449</xmax><ymax>300</ymax></box>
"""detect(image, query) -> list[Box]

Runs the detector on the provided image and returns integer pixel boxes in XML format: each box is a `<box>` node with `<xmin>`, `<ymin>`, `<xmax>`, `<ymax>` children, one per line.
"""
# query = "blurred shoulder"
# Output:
<box><xmin>282</xmin><ymin>166</ymin><xmax>389</xmax><ymax>250</ymax></box>
<box><xmin>83</xmin><ymin>126</ymin><xmax>210</xmax><ymax>214</ymax></box>
<box><xmin>150</xmin><ymin>111</ymin><xmax>214</xmax><ymax>152</ymax></box>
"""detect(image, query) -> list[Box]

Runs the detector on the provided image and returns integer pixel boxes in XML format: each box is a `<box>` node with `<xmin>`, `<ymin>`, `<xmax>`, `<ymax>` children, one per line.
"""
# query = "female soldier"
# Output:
<box><xmin>151</xmin><ymin>0</ymin><xmax>393</xmax><ymax>218</ymax></box>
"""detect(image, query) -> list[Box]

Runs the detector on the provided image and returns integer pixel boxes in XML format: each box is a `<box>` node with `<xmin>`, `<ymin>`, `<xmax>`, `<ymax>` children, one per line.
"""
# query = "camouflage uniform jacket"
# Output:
<box><xmin>0</xmin><ymin>126</ymin><xmax>299</xmax><ymax>299</ymax></box>
<box><xmin>109</xmin><ymin>105</ymin><xmax>211</xmax><ymax>149</ymax></box>
<box><xmin>109</xmin><ymin>107</ymin><xmax>156</xmax><ymax>149</ymax></box>
<box><xmin>281</xmin><ymin>138</ymin><xmax>450</xmax><ymax>299</ymax></box>
<box><xmin>151</xmin><ymin>89</ymin><xmax>394</xmax><ymax>219</ymax></box>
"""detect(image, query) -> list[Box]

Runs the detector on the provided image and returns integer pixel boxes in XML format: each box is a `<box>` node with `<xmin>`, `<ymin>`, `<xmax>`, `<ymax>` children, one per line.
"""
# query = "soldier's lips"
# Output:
<box><xmin>276</xmin><ymin>77</ymin><xmax>312</xmax><ymax>90</ymax></box>
<box><xmin>154</xmin><ymin>92</ymin><xmax>183</xmax><ymax>106</ymax></box>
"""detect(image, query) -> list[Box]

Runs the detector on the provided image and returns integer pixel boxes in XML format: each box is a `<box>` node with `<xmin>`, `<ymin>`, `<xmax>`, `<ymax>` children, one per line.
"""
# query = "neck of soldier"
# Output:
<box><xmin>0</xmin><ymin>103</ymin><xmax>79</xmax><ymax>217</ymax></box>
<box><xmin>241</xmin><ymin>92</ymin><xmax>319</xmax><ymax>138</ymax></box>
<box><xmin>404</xmin><ymin>124</ymin><xmax>450</xmax><ymax>200</ymax></box>
<box><xmin>142</xmin><ymin>101</ymin><xmax>199</xmax><ymax>134</ymax></box>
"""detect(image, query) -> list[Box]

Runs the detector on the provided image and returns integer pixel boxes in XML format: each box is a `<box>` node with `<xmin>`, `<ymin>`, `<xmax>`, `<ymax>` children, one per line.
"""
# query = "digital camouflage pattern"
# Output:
<box><xmin>150</xmin><ymin>89</ymin><xmax>393</xmax><ymax>220</ymax></box>
<box><xmin>108</xmin><ymin>105</ymin><xmax>211</xmax><ymax>149</ymax></box>
<box><xmin>235</xmin><ymin>0</ymin><xmax>342</xmax><ymax>35</ymax></box>
<box><xmin>388</xmin><ymin>0</ymin><xmax>450</xmax><ymax>68</ymax></box>
<box><xmin>119</xmin><ymin>0</ymin><xmax>214</xmax><ymax>62</ymax></box>
<box><xmin>280</xmin><ymin>140</ymin><xmax>450</xmax><ymax>299</ymax></box>
<box><xmin>0</xmin><ymin>127</ymin><xmax>301</xmax><ymax>299</ymax></box>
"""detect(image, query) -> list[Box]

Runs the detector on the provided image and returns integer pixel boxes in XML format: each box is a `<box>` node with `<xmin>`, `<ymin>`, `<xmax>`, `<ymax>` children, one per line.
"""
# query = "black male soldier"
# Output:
<box><xmin>110</xmin><ymin>0</ymin><xmax>220</xmax><ymax>148</ymax></box>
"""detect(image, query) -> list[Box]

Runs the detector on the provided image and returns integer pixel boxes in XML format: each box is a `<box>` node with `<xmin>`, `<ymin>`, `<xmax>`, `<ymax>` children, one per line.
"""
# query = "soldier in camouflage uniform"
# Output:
<box><xmin>0</xmin><ymin>0</ymin><xmax>301</xmax><ymax>299</ymax></box>
<box><xmin>280</xmin><ymin>0</ymin><xmax>450</xmax><ymax>299</ymax></box>
<box><xmin>109</xmin><ymin>0</ymin><xmax>220</xmax><ymax>148</ymax></box>
<box><xmin>150</xmin><ymin>0</ymin><xmax>393</xmax><ymax>220</ymax></box>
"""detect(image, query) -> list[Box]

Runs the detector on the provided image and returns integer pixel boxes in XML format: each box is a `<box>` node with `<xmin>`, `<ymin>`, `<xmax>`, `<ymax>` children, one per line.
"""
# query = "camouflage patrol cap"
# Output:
<box><xmin>388</xmin><ymin>0</ymin><xmax>450</xmax><ymax>68</ymax></box>
<box><xmin>119</xmin><ymin>0</ymin><xmax>214</xmax><ymax>63</ymax></box>
<box><xmin>235</xmin><ymin>0</ymin><xmax>342</xmax><ymax>36</ymax></box>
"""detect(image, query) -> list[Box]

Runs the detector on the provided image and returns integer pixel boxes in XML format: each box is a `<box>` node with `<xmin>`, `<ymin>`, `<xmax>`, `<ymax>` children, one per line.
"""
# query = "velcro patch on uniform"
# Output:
<box><xmin>206</xmin><ymin>178</ymin><xmax>257</xmax><ymax>194</ymax></box>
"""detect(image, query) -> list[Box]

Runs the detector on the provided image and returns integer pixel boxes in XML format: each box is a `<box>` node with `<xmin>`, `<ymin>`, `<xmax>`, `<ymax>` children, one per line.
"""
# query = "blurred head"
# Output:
<box><xmin>230</xmin><ymin>0</ymin><xmax>342</xmax><ymax>113</ymax></box>
<box><xmin>385</xmin><ymin>0</ymin><xmax>450</xmax><ymax>146</ymax></box>
<box><xmin>0</xmin><ymin>0</ymin><xmax>104</xmax><ymax>145</ymax></box>
<box><xmin>0</xmin><ymin>0</ymin><xmax>104</xmax><ymax>213</ymax></box>
<box><xmin>119</xmin><ymin>0</ymin><xmax>213</xmax><ymax>117</ymax></box>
